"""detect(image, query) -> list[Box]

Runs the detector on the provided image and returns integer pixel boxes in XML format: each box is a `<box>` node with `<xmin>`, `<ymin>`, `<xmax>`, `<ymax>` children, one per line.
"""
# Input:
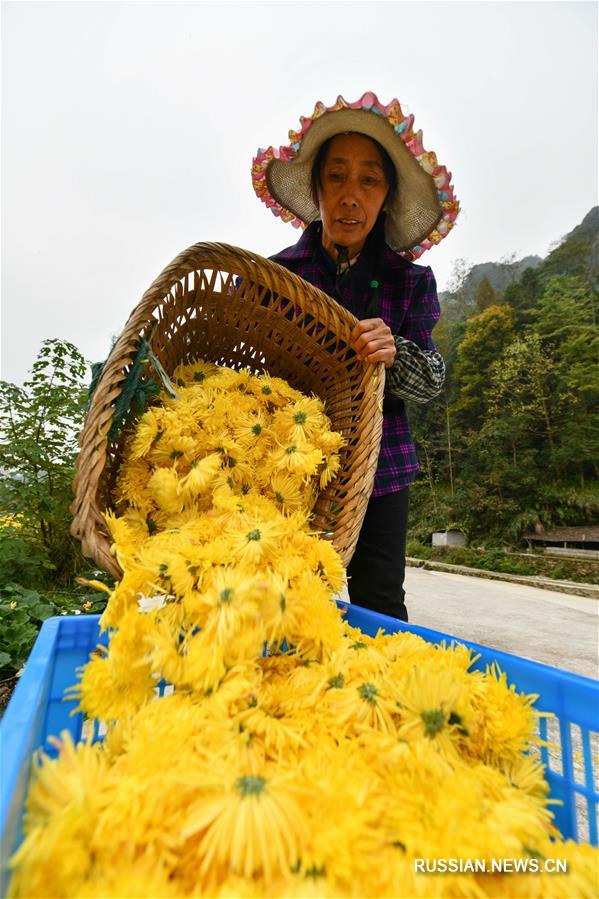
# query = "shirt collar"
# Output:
<box><xmin>274</xmin><ymin>219</ymin><xmax>414</xmax><ymax>273</ymax></box>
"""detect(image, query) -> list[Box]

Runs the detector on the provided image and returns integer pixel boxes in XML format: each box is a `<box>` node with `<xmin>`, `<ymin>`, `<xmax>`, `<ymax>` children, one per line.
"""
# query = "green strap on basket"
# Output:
<box><xmin>88</xmin><ymin>337</ymin><xmax>178</xmax><ymax>442</ymax></box>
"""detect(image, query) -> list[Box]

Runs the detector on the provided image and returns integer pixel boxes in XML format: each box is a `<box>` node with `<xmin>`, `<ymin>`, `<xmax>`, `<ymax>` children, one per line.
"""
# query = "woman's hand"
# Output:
<box><xmin>351</xmin><ymin>318</ymin><xmax>397</xmax><ymax>369</ymax></box>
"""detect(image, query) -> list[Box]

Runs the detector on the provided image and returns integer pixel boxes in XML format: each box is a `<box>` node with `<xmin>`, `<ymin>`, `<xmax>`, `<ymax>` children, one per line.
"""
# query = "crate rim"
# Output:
<box><xmin>2</xmin><ymin>611</ymin><xmax>597</xmax><ymax>823</ymax></box>
<box><xmin>1</xmin><ymin>610</ymin><xmax>598</xmax><ymax>883</ymax></box>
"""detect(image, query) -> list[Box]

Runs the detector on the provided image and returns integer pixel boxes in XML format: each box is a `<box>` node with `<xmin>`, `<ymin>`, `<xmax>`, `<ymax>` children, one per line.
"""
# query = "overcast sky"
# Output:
<box><xmin>2</xmin><ymin>1</ymin><xmax>597</xmax><ymax>385</ymax></box>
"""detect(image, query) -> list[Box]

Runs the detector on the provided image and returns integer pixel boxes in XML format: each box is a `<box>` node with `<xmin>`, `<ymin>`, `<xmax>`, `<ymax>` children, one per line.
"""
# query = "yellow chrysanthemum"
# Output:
<box><xmin>11</xmin><ymin>358</ymin><xmax>599</xmax><ymax>899</ymax></box>
<box><xmin>319</xmin><ymin>452</ymin><xmax>342</xmax><ymax>489</ymax></box>
<box><xmin>395</xmin><ymin>663</ymin><xmax>472</xmax><ymax>758</ymax></box>
<box><xmin>255</xmin><ymin>373</ymin><xmax>305</xmax><ymax>408</ymax></box>
<box><xmin>267</xmin><ymin>471</ymin><xmax>307</xmax><ymax>515</ymax></box>
<box><xmin>270</xmin><ymin>397</ymin><xmax>327</xmax><ymax>445</ymax></box>
<box><xmin>283</xmin><ymin>574</ymin><xmax>345</xmax><ymax>659</ymax></box>
<box><xmin>148</xmin><ymin>432</ymin><xmax>201</xmax><ymax>468</ymax></box>
<box><xmin>232</xmin><ymin>410</ymin><xmax>270</xmax><ymax>447</ymax></box>
<box><xmin>114</xmin><ymin>455</ymin><xmax>153</xmax><ymax>512</ymax></box>
<box><xmin>266</xmin><ymin>441</ymin><xmax>324</xmax><ymax>478</ymax></box>
<box><xmin>74</xmin><ymin>858</ymin><xmax>179</xmax><ymax>898</ymax></box>
<box><xmin>69</xmin><ymin>610</ymin><xmax>156</xmax><ymax>721</ymax></box>
<box><xmin>171</xmin><ymin>358</ymin><xmax>220</xmax><ymax>387</ymax></box>
<box><xmin>324</xmin><ymin>673</ymin><xmax>398</xmax><ymax>736</ymax></box>
<box><xmin>182</xmin><ymin>765</ymin><xmax>308</xmax><ymax>885</ymax></box>
<box><xmin>301</xmin><ymin>535</ymin><xmax>346</xmax><ymax>592</ymax></box>
<box><xmin>127</xmin><ymin>407</ymin><xmax>161</xmax><ymax>459</ymax></box>
<box><xmin>177</xmin><ymin>451</ymin><xmax>223</xmax><ymax>500</ymax></box>
<box><xmin>0</xmin><ymin>512</ymin><xmax>25</xmax><ymax>529</ymax></box>
<box><xmin>466</xmin><ymin>664</ymin><xmax>541</xmax><ymax>765</ymax></box>
<box><xmin>189</xmin><ymin>566</ymin><xmax>262</xmax><ymax>648</ymax></box>
<box><xmin>223</xmin><ymin>515</ymin><xmax>287</xmax><ymax>567</ymax></box>
<box><xmin>312</xmin><ymin>427</ymin><xmax>345</xmax><ymax>454</ymax></box>
<box><xmin>147</xmin><ymin>466</ymin><xmax>185</xmax><ymax>516</ymax></box>
<box><xmin>6</xmin><ymin>734</ymin><xmax>112</xmax><ymax>899</ymax></box>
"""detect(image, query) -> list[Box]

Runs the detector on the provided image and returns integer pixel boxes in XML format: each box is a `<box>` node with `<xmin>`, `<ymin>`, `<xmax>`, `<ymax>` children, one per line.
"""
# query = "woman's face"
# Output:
<box><xmin>315</xmin><ymin>132</ymin><xmax>389</xmax><ymax>259</ymax></box>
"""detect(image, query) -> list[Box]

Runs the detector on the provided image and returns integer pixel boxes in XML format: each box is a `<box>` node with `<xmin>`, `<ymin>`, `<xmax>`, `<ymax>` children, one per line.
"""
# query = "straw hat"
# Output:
<box><xmin>252</xmin><ymin>91</ymin><xmax>459</xmax><ymax>258</ymax></box>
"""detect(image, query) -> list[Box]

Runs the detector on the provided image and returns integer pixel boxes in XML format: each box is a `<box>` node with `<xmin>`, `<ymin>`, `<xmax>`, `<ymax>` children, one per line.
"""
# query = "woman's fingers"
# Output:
<box><xmin>355</xmin><ymin>336</ymin><xmax>391</xmax><ymax>355</ymax></box>
<box><xmin>376</xmin><ymin>354</ymin><xmax>396</xmax><ymax>369</ymax></box>
<box><xmin>351</xmin><ymin>318</ymin><xmax>392</xmax><ymax>351</ymax></box>
<box><xmin>356</xmin><ymin>341</ymin><xmax>397</xmax><ymax>367</ymax></box>
<box><xmin>351</xmin><ymin>319</ymin><xmax>396</xmax><ymax>367</ymax></box>
<box><xmin>351</xmin><ymin>318</ymin><xmax>386</xmax><ymax>340</ymax></box>
<box><xmin>363</xmin><ymin>346</ymin><xmax>397</xmax><ymax>368</ymax></box>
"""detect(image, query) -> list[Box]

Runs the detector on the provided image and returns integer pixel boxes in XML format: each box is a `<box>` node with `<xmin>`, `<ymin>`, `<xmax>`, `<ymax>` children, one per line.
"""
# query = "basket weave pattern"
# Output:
<box><xmin>71</xmin><ymin>243</ymin><xmax>384</xmax><ymax>578</ymax></box>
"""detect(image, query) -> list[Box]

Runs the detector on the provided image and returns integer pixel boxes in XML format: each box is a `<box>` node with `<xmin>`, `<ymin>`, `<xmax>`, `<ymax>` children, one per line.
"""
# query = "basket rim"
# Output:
<box><xmin>70</xmin><ymin>241</ymin><xmax>385</xmax><ymax>577</ymax></box>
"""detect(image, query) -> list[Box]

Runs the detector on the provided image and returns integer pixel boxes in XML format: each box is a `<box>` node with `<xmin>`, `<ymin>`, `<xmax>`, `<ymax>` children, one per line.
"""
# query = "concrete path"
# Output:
<box><xmin>404</xmin><ymin>567</ymin><xmax>598</xmax><ymax>680</ymax></box>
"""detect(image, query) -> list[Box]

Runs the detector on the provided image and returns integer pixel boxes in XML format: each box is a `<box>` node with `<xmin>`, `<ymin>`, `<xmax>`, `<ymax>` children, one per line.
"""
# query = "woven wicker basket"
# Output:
<box><xmin>71</xmin><ymin>242</ymin><xmax>384</xmax><ymax>578</ymax></box>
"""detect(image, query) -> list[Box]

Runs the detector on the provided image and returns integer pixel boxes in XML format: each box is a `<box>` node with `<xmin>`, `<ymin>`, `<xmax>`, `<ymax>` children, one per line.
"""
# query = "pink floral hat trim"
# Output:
<box><xmin>252</xmin><ymin>91</ymin><xmax>459</xmax><ymax>259</ymax></box>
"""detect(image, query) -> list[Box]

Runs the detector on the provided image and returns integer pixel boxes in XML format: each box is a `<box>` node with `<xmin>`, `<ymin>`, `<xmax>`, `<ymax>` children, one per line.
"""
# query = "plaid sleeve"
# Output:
<box><xmin>385</xmin><ymin>338</ymin><xmax>446</xmax><ymax>402</ymax></box>
<box><xmin>385</xmin><ymin>266</ymin><xmax>445</xmax><ymax>403</ymax></box>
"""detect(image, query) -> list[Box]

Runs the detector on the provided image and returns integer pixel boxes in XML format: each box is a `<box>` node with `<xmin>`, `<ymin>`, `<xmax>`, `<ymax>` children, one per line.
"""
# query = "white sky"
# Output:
<box><xmin>1</xmin><ymin>0</ymin><xmax>597</xmax><ymax>384</ymax></box>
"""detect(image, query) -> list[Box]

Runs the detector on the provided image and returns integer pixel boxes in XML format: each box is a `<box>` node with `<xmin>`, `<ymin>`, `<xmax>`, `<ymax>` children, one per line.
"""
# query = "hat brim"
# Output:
<box><xmin>266</xmin><ymin>108</ymin><xmax>443</xmax><ymax>253</ymax></box>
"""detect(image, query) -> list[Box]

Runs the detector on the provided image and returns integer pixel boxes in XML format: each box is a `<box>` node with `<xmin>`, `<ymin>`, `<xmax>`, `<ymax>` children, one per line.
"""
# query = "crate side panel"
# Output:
<box><xmin>343</xmin><ymin>602</ymin><xmax>599</xmax><ymax>844</ymax></box>
<box><xmin>0</xmin><ymin>616</ymin><xmax>102</xmax><ymax>894</ymax></box>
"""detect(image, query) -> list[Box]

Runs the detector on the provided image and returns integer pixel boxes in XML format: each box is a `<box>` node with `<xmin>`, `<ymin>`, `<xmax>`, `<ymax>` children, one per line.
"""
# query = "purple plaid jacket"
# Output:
<box><xmin>270</xmin><ymin>223</ymin><xmax>442</xmax><ymax>496</ymax></box>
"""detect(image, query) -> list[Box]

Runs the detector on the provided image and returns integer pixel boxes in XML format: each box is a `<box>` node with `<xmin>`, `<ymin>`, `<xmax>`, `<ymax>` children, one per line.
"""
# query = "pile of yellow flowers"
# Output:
<box><xmin>0</xmin><ymin>513</ymin><xmax>24</xmax><ymax>529</ymax></box>
<box><xmin>8</xmin><ymin>361</ymin><xmax>597</xmax><ymax>898</ymax></box>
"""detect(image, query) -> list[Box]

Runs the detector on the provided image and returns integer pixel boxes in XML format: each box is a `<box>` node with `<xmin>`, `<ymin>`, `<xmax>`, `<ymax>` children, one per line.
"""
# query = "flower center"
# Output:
<box><xmin>358</xmin><ymin>683</ymin><xmax>378</xmax><ymax>704</ymax></box>
<box><xmin>236</xmin><ymin>774</ymin><xmax>267</xmax><ymax>797</ymax></box>
<box><xmin>421</xmin><ymin>708</ymin><xmax>446</xmax><ymax>736</ymax></box>
<box><xmin>306</xmin><ymin>864</ymin><xmax>326</xmax><ymax>879</ymax></box>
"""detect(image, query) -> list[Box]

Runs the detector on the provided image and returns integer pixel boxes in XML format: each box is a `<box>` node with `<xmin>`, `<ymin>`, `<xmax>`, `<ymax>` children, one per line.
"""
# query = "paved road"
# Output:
<box><xmin>404</xmin><ymin>567</ymin><xmax>598</xmax><ymax>680</ymax></box>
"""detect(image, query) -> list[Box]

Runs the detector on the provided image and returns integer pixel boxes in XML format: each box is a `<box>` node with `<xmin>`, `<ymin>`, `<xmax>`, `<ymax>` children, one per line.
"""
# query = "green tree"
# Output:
<box><xmin>440</xmin><ymin>258</ymin><xmax>478</xmax><ymax>329</ymax></box>
<box><xmin>485</xmin><ymin>333</ymin><xmax>559</xmax><ymax>470</ymax></box>
<box><xmin>503</xmin><ymin>267</ymin><xmax>541</xmax><ymax>331</ymax></box>
<box><xmin>431</xmin><ymin>314</ymin><xmax>453</xmax><ymax>361</ymax></box>
<box><xmin>540</xmin><ymin>225</ymin><xmax>598</xmax><ymax>285</ymax></box>
<box><xmin>408</xmin><ymin>213</ymin><xmax>599</xmax><ymax>547</ymax></box>
<box><xmin>534</xmin><ymin>276</ymin><xmax>597</xmax><ymax>344</ymax></box>
<box><xmin>0</xmin><ymin>339</ymin><xmax>89</xmax><ymax>585</ymax></box>
<box><xmin>450</xmin><ymin>305</ymin><xmax>514</xmax><ymax>429</ymax></box>
<box><xmin>534</xmin><ymin>276</ymin><xmax>599</xmax><ymax>483</ymax></box>
<box><xmin>475</xmin><ymin>277</ymin><xmax>497</xmax><ymax>312</ymax></box>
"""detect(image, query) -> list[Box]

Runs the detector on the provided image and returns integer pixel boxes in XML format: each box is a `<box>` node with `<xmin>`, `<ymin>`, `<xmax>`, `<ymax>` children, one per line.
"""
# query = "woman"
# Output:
<box><xmin>252</xmin><ymin>92</ymin><xmax>459</xmax><ymax>621</ymax></box>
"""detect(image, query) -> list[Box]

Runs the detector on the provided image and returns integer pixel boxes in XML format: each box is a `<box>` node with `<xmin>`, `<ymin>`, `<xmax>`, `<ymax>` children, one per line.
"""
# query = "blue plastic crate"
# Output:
<box><xmin>1</xmin><ymin>608</ymin><xmax>598</xmax><ymax>895</ymax></box>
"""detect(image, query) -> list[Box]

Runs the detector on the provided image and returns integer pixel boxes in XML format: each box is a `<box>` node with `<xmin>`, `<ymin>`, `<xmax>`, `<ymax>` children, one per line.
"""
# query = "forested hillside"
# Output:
<box><xmin>408</xmin><ymin>207</ymin><xmax>599</xmax><ymax>546</ymax></box>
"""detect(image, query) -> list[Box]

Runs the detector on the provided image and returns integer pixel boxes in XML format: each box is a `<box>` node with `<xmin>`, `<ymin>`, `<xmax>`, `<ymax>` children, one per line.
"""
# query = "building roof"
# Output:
<box><xmin>523</xmin><ymin>527</ymin><xmax>599</xmax><ymax>543</ymax></box>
